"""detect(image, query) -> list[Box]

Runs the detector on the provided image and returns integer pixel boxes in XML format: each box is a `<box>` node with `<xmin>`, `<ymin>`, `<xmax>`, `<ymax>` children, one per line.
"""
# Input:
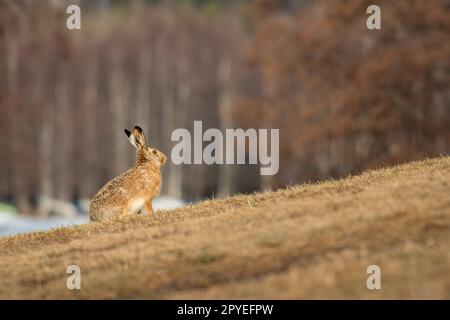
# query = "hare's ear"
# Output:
<box><xmin>124</xmin><ymin>128</ymin><xmax>139</xmax><ymax>149</ymax></box>
<box><xmin>133</xmin><ymin>126</ymin><xmax>148</xmax><ymax>148</ymax></box>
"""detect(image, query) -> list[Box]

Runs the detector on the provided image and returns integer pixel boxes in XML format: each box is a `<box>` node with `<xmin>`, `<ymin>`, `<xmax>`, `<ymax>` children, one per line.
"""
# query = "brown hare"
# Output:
<box><xmin>89</xmin><ymin>126</ymin><xmax>167</xmax><ymax>222</ymax></box>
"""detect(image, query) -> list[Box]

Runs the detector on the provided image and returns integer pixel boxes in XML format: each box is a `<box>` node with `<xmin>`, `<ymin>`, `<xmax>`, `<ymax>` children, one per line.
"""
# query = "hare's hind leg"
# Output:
<box><xmin>91</xmin><ymin>207</ymin><xmax>121</xmax><ymax>222</ymax></box>
<box><xmin>144</xmin><ymin>199</ymin><xmax>153</xmax><ymax>215</ymax></box>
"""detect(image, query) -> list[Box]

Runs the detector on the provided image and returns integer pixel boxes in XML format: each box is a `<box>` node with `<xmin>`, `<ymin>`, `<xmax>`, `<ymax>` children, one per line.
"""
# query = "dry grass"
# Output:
<box><xmin>1</xmin><ymin>156</ymin><xmax>449</xmax><ymax>299</ymax></box>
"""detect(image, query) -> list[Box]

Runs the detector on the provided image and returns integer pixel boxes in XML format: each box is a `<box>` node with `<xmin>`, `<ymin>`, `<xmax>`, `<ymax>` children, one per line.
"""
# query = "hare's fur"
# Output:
<box><xmin>89</xmin><ymin>126</ymin><xmax>167</xmax><ymax>222</ymax></box>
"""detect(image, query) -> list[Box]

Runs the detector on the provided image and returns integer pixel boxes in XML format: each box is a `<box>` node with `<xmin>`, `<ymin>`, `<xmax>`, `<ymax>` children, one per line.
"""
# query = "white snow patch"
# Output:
<box><xmin>0</xmin><ymin>211</ymin><xmax>89</xmax><ymax>237</ymax></box>
<box><xmin>0</xmin><ymin>196</ymin><xmax>185</xmax><ymax>237</ymax></box>
<box><xmin>153</xmin><ymin>196</ymin><xmax>186</xmax><ymax>211</ymax></box>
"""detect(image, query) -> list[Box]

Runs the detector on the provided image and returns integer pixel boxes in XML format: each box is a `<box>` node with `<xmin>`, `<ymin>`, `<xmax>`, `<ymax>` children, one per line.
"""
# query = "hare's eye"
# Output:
<box><xmin>152</xmin><ymin>150</ymin><xmax>157</xmax><ymax>155</ymax></box>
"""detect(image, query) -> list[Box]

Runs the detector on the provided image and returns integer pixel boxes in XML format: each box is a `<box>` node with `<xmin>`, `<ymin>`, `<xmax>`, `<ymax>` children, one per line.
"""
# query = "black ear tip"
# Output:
<box><xmin>124</xmin><ymin>129</ymin><xmax>131</xmax><ymax>136</ymax></box>
<box><xmin>134</xmin><ymin>125</ymin><xmax>143</xmax><ymax>132</ymax></box>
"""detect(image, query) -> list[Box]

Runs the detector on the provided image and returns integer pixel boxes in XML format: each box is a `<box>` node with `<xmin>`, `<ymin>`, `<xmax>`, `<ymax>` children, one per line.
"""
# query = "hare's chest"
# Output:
<box><xmin>143</xmin><ymin>173</ymin><xmax>161</xmax><ymax>191</ymax></box>
<box><xmin>129</xmin><ymin>198</ymin><xmax>146</xmax><ymax>214</ymax></box>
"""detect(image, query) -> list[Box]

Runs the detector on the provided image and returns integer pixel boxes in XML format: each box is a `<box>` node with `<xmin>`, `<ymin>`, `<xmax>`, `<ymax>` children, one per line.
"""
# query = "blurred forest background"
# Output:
<box><xmin>0</xmin><ymin>0</ymin><xmax>449</xmax><ymax>217</ymax></box>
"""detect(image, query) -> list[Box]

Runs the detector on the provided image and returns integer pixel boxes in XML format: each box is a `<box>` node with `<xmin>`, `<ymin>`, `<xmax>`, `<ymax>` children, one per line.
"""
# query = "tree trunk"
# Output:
<box><xmin>110</xmin><ymin>52</ymin><xmax>129</xmax><ymax>175</ymax></box>
<box><xmin>217</xmin><ymin>56</ymin><xmax>235</xmax><ymax>198</ymax></box>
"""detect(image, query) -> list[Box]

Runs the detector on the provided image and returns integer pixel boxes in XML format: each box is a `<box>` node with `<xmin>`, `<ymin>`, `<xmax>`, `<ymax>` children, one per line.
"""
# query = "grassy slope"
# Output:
<box><xmin>0</xmin><ymin>157</ymin><xmax>449</xmax><ymax>299</ymax></box>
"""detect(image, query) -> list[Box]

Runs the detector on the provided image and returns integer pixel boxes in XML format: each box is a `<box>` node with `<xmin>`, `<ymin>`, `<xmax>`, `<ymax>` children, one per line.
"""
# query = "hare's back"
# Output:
<box><xmin>91</xmin><ymin>172</ymin><xmax>133</xmax><ymax>207</ymax></box>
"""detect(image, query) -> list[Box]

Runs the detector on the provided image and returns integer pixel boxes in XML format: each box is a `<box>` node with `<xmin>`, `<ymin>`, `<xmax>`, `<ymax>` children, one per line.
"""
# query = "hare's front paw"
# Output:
<box><xmin>144</xmin><ymin>200</ymin><xmax>153</xmax><ymax>215</ymax></box>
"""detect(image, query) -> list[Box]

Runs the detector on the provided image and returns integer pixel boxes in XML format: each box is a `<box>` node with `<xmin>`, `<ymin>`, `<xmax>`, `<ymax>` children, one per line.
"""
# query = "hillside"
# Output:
<box><xmin>0</xmin><ymin>157</ymin><xmax>449</xmax><ymax>299</ymax></box>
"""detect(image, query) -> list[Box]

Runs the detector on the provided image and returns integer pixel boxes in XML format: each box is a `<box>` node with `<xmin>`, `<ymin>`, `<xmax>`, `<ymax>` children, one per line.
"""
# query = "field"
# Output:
<box><xmin>0</xmin><ymin>157</ymin><xmax>449</xmax><ymax>299</ymax></box>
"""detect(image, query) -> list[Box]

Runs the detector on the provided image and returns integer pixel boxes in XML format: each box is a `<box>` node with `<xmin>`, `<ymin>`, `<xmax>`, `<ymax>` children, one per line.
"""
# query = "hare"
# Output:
<box><xmin>89</xmin><ymin>126</ymin><xmax>167</xmax><ymax>222</ymax></box>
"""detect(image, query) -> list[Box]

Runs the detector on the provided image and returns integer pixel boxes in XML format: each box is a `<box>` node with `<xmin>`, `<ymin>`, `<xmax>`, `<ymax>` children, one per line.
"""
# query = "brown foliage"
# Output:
<box><xmin>234</xmin><ymin>0</ymin><xmax>450</xmax><ymax>185</ymax></box>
